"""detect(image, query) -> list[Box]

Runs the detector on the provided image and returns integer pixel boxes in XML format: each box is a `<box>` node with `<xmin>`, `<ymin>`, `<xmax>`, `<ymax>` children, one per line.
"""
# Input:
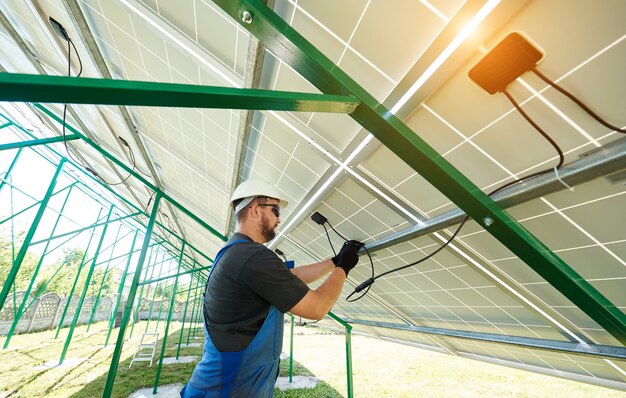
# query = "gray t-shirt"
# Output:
<box><xmin>203</xmin><ymin>233</ymin><xmax>310</xmax><ymax>352</ymax></box>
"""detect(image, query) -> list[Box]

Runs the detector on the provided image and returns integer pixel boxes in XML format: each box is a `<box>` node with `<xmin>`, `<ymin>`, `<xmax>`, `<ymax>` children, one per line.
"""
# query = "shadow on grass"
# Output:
<box><xmin>69</xmin><ymin>327</ymin><xmax>343</xmax><ymax>398</ymax></box>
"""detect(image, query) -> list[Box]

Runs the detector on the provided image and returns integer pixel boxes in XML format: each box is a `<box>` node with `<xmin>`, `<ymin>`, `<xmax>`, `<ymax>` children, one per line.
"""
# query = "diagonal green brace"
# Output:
<box><xmin>0</xmin><ymin>73</ymin><xmax>359</xmax><ymax>113</ymax></box>
<box><xmin>211</xmin><ymin>0</ymin><xmax>626</xmax><ymax>345</ymax></box>
<box><xmin>0</xmin><ymin>134</ymin><xmax>80</xmax><ymax>151</ymax></box>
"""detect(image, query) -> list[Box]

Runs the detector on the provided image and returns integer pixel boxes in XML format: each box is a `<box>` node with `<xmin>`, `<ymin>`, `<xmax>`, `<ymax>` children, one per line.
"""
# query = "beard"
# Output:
<box><xmin>260</xmin><ymin>213</ymin><xmax>277</xmax><ymax>242</ymax></box>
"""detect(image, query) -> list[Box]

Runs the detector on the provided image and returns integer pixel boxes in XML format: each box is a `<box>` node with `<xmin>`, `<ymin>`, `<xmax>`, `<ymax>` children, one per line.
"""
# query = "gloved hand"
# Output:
<box><xmin>332</xmin><ymin>240</ymin><xmax>364</xmax><ymax>276</ymax></box>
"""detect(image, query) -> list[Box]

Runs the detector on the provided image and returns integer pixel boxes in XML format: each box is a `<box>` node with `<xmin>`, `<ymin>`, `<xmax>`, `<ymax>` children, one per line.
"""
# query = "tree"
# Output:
<box><xmin>0</xmin><ymin>229</ymin><xmax>41</xmax><ymax>291</ymax></box>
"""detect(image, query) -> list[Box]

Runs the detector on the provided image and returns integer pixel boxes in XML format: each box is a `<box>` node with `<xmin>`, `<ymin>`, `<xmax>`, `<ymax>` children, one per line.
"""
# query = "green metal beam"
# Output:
<box><xmin>59</xmin><ymin>206</ymin><xmax>114</xmax><ymax>364</ymax></box>
<box><xmin>211</xmin><ymin>0</ymin><xmax>626</xmax><ymax>345</ymax></box>
<box><xmin>0</xmin><ymin>159</ymin><xmax>65</xmax><ymax>313</ymax></box>
<box><xmin>0</xmin><ymin>147</ymin><xmax>21</xmax><ymax>193</ymax></box>
<box><xmin>103</xmin><ymin>193</ymin><xmax>161</xmax><ymax>398</ymax></box>
<box><xmin>137</xmin><ymin>262</ymin><xmax>212</xmax><ymax>286</ymax></box>
<box><xmin>153</xmin><ymin>242</ymin><xmax>185</xmax><ymax>393</ymax></box>
<box><xmin>0</xmin><ymin>73</ymin><xmax>359</xmax><ymax>113</ymax></box>
<box><xmin>0</xmin><ymin>134</ymin><xmax>80</xmax><ymax>151</ymax></box>
<box><xmin>328</xmin><ymin>311</ymin><xmax>353</xmax><ymax>397</ymax></box>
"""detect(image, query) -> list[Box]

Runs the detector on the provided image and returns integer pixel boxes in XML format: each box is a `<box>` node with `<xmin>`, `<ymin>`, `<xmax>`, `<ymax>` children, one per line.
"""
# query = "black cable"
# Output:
<box><xmin>58</xmin><ymin>34</ymin><xmax>133</xmax><ymax>187</ymax></box>
<box><xmin>532</xmin><ymin>68</ymin><xmax>625</xmax><ymax>134</ymax></box>
<box><xmin>346</xmin><ymin>244</ymin><xmax>374</xmax><ymax>302</ymax></box>
<box><xmin>346</xmin><ymin>91</ymin><xmax>569</xmax><ymax>301</ymax></box>
<box><xmin>326</xmin><ymin>221</ymin><xmax>348</xmax><ymax>242</ymax></box>
<box><xmin>324</xmin><ymin>220</ymin><xmax>375</xmax><ymax>301</ymax></box>
<box><xmin>127</xmin><ymin>144</ymin><xmax>152</xmax><ymax>177</ymax></box>
<box><xmin>503</xmin><ymin>89</ymin><xmax>564</xmax><ymax>169</ymax></box>
<box><xmin>322</xmin><ymin>224</ymin><xmax>337</xmax><ymax>256</ymax></box>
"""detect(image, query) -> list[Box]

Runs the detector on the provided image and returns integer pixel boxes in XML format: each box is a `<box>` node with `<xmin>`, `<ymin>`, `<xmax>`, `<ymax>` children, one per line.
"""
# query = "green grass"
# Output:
<box><xmin>1</xmin><ymin>322</ymin><xmax>625</xmax><ymax>397</ymax></box>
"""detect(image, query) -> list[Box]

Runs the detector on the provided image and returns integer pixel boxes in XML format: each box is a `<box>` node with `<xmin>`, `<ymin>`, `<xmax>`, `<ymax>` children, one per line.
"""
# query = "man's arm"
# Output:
<box><xmin>289</xmin><ymin>268</ymin><xmax>347</xmax><ymax>320</ymax></box>
<box><xmin>291</xmin><ymin>259</ymin><xmax>334</xmax><ymax>284</ymax></box>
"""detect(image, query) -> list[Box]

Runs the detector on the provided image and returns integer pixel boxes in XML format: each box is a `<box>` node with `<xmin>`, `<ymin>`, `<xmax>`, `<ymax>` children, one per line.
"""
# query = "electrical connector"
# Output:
<box><xmin>468</xmin><ymin>32</ymin><xmax>543</xmax><ymax>95</ymax></box>
<box><xmin>311</xmin><ymin>211</ymin><xmax>327</xmax><ymax>225</ymax></box>
<box><xmin>49</xmin><ymin>17</ymin><xmax>69</xmax><ymax>42</ymax></box>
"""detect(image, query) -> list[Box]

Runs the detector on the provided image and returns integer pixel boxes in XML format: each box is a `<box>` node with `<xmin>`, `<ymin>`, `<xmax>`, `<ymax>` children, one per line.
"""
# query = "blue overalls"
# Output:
<box><xmin>181</xmin><ymin>240</ymin><xmax>284</xmax><ymax>398</ymax></box>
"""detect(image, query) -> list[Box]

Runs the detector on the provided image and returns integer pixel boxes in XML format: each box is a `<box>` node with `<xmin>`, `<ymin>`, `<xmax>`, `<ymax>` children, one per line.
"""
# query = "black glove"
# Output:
<box><xmin>332</xmin><ymin>240</ymin><xmax>364</xmax><ymax>276</ymax></box>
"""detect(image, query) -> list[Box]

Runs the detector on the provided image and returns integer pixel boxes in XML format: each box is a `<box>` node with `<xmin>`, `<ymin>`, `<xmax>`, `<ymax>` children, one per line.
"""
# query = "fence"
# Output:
<box><xmin>0</xmin><ymin>291</ymin><xmax>196</xmax><ymax>335</ymax></box>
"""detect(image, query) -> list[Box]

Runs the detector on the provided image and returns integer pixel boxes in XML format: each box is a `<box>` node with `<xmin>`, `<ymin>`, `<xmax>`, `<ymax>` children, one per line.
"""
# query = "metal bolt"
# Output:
<box><xmin>241</xmin><ymin>10</ymin><xmax>253</xmax><ymax>24</ymax></box>
<box><xmin>483</xmin><ymin>216</ymin><xmax>494</xmax><ymax>227</ymax></box>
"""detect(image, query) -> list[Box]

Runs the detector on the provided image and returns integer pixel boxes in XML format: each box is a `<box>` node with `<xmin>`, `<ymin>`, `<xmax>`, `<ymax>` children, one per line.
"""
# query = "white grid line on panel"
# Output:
<box><xmin>424</xmin><ymin>126</ymin><xmax>619</xmax><ymax>218</ymax></box>
<box><xmin>540</xmin><ymin>198</ymin><xmax>626</xmax><ymax>267</ymax></box>
<box><xmin>285</xmin><ymin>0</ymin><xmax>396</xmax><ymax>84</ymax></box>
<box><xmin>127</xmin><ymin>12</ymin><xmax>151</xmax><ymax>79</ymax></box>
<box><xmin>121</xmin><ymin>0</ymin><xmax>241</xmax><ymax>86</ymax></box>
<box><xmin>336</xmin><ymin>0</ymin><xmax>371</xmax><ymax>66</ymax></box>
<box><xmin>396</xmin><ymin>258</ymin><xmax>548</xmax><ymax>339</ymax></box>
<box><xmin>24</xmin><ymin>1</ymin><xmax>67</xmax><ymax>65</ymax></box>
<box><xmin>197</xmin><ymin>0</ymin><xmax>240</xmax><ymax>30</ymax></box>
<box><xmin>325</xmin><ymin>186</ymin><xmax>410</xmax><ymax>241</ymax></box>
<box><xmin>606</xmin><ymin>359</ymin><xmax>626</xmax><ymax>378</ymax></box>
<box><xmin>517</xmin><ymin>78</ymin><xmax>601</xmax><ymax>147</ymax></box>
<box><xmin>355</xmin><ymin>164</ymin><xmax>431</xmax><ymax>217</ymax></box>
<box><xmin>276</xmin><ymin>140</ymin><xmax>299</xmax><ymax>188</ymax></box>
<box><xmin>373</xmin><ymin>260</ymin><xmax>513</xmax><ymax>336</ymax></box>
<box><xmin>458</xmin><ymin>190</ymin><xmax>626</xmax><ymax>244</ymax></box>
<box><xmin>193</xmin><ymin>0</ymin><xmax>198</xmax><ymax>42</ymax></box>
<box><xmin>453</xmin><ymin>33</ymin><xmax>626</xmax><ymax>148</ymax></box>
<box><xmin>443</xmin><ymin>235</ymin><xmax>587</xmax><ymax>343</ymax></box>
<box><xmin>390</xmin><ymin>0</ymin><xmax>501</xmax><ymax>114</ymax></box>
<box><xmin>419</xmin><ymin>0</ymin><xmax>449</xmax><ymax>22</ymax></box>
<box><xmin>248</xmin><ymin>119</ymin><xmax>326</xmax><ymax>179</ymax></box>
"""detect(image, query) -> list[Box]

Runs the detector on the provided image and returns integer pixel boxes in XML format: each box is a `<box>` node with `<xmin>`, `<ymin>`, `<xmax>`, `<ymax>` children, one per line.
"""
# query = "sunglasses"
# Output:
<box><xmin>257</xmin><ymin>204</ymin><xmax>280</xmax><ymax>218</ymax></box>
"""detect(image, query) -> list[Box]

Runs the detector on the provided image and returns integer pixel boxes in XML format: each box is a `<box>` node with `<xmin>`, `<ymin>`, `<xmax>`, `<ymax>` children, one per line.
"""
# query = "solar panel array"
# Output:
<box><xmin>0</xmin><ymin>0</ymin><xmax>624</xmax><ymax>390</ymax></box>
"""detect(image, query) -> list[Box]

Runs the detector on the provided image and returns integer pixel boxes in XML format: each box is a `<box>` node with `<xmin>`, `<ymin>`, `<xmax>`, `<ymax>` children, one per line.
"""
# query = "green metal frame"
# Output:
<box><xmin>103</xmin><ymin>193</ymin><xmax>161</xmax><ymax>397</ymax></box>
<box><xmin>328</xmin><ymin>311</ymin><xmax>354</xmax><ymax>398</ymax></box>
<box><xmin>1</xmin><ymin>73</ymin><xmax>358</xmax><ymax>113</ymax></box>
<box><xmin>59</xmin><ymin>206</ymin><xmax>114</xmax><ymax>364</ymax></box>
<box><xmin>0</xmin><ymin>159</ymin><xmax>66</xmax><ymax>312</ymax></box>
<box><xmin>0</xmin><ymin>1</ymin><xmax>623</xmax><ymax>395</ymax></box>
<box><xmin>0</xmin><ymin>134</ymin><xmax>80</xmax><ymax>151</ymax></box>
<box><xmin>208</xmin><ymin>0</ymin><xmax>626</xmax><ymax>345</ymax></box>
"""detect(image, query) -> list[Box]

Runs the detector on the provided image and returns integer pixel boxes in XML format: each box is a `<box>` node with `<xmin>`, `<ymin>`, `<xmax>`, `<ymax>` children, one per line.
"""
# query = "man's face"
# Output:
<box><xmin>257</xmin><ymin>199</ymin><xmax>281</xmax><ymax>242</ymax></box>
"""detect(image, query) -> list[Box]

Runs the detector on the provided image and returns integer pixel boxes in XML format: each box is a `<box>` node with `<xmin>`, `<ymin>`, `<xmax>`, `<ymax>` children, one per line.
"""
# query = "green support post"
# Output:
<box><xmin>186</xmin><ymin>281</ymin><xmax>202</xmax><ymax>345</ymax></box>
<box><xmin>3</xmin><ymin>184</ymin><xmax>74</xmax><ymax>348</ymax></box>
<box><xmin>145</xmin><ymin>252</ymin><xmax>166</xmax><ymax>333</ymax></box>
<box><xmin>102</xmin><ymin>193</ymin><xmax>161</xmax><ymax>398</ymax></box>
<box><xmin>59</xmin><ymin>206</ymin><xmax>114</xmax><ymax>364</ymax></box>
<box><xmin>129</xmin><ymin>246</ymin><xmax>155</xmax><ymax>338</ymax></box>
<box><xmin>176</xmin><ymin>276</ymin><xmax>195</xmax><ymax>359</ymax></box>
<box><xmin>328</xmin><ymin>312</ymin><xmax>353</xmax><ymax>398</ymax></box>
<box><xmin>87</xmin><ymin>223</ymin><xmax>123</xmax><ymax>332</ymax></box>
<box><xmin>153</xmin><ymin>242</ymin><xmax>185</xmax><ymax>393</ymax></box>
<box><xmin>105</xmin><ymin>230</ymin><xmax>139</xmax><ymax>346</ymax></box>
<box><xmin>55</xmin><ymin>210</ymin><xmax>102</xmax><ymax>339</ymax></box>
<box><xmin>0</xmin><ymin>159</ymin><xmax>65</xmax><ymax>314</ymax></box>
<box><xmin>0</xmin><ymin>147</ymin><xmax>22</xmax><ymax>193</ymax></box>
<box><xmin>289</xmin><ymin>314</ymin><xmax>295</xmax><ymax>383</ymax></box>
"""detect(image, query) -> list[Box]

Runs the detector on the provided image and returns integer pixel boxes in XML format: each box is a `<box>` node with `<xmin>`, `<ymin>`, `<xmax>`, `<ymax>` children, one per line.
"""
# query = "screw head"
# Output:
<box><xmin>241</xmin><ymin>10</ymin><xmax>253</xmax><ymax>24</ymax></box>
<box><xmin>483</xmin><ymin>216</ymin><xmax>494</xmax><ymax>227</ymax></box>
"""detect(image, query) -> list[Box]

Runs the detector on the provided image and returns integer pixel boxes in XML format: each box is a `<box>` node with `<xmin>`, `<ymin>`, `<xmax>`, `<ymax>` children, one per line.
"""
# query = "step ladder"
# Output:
<box><xmin>129</xmin><ymin>332</ymin><xmax>159</xmax><ymax>367</ymax></box>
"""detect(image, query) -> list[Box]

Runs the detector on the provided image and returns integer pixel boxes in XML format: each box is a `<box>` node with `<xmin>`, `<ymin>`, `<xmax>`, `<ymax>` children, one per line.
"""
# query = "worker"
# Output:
<box><xmin>180</xmin><ymin>178</ymin><xmax>363</xmax><ymax>398</ymax></box>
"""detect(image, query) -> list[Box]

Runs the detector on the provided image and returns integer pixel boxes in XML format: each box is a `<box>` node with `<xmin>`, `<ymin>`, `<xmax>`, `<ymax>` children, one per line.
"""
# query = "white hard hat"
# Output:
<box><xmin>230</xmin><ymin>179</ymin><xmax>289</xmax><ymax>214</ymax></box>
